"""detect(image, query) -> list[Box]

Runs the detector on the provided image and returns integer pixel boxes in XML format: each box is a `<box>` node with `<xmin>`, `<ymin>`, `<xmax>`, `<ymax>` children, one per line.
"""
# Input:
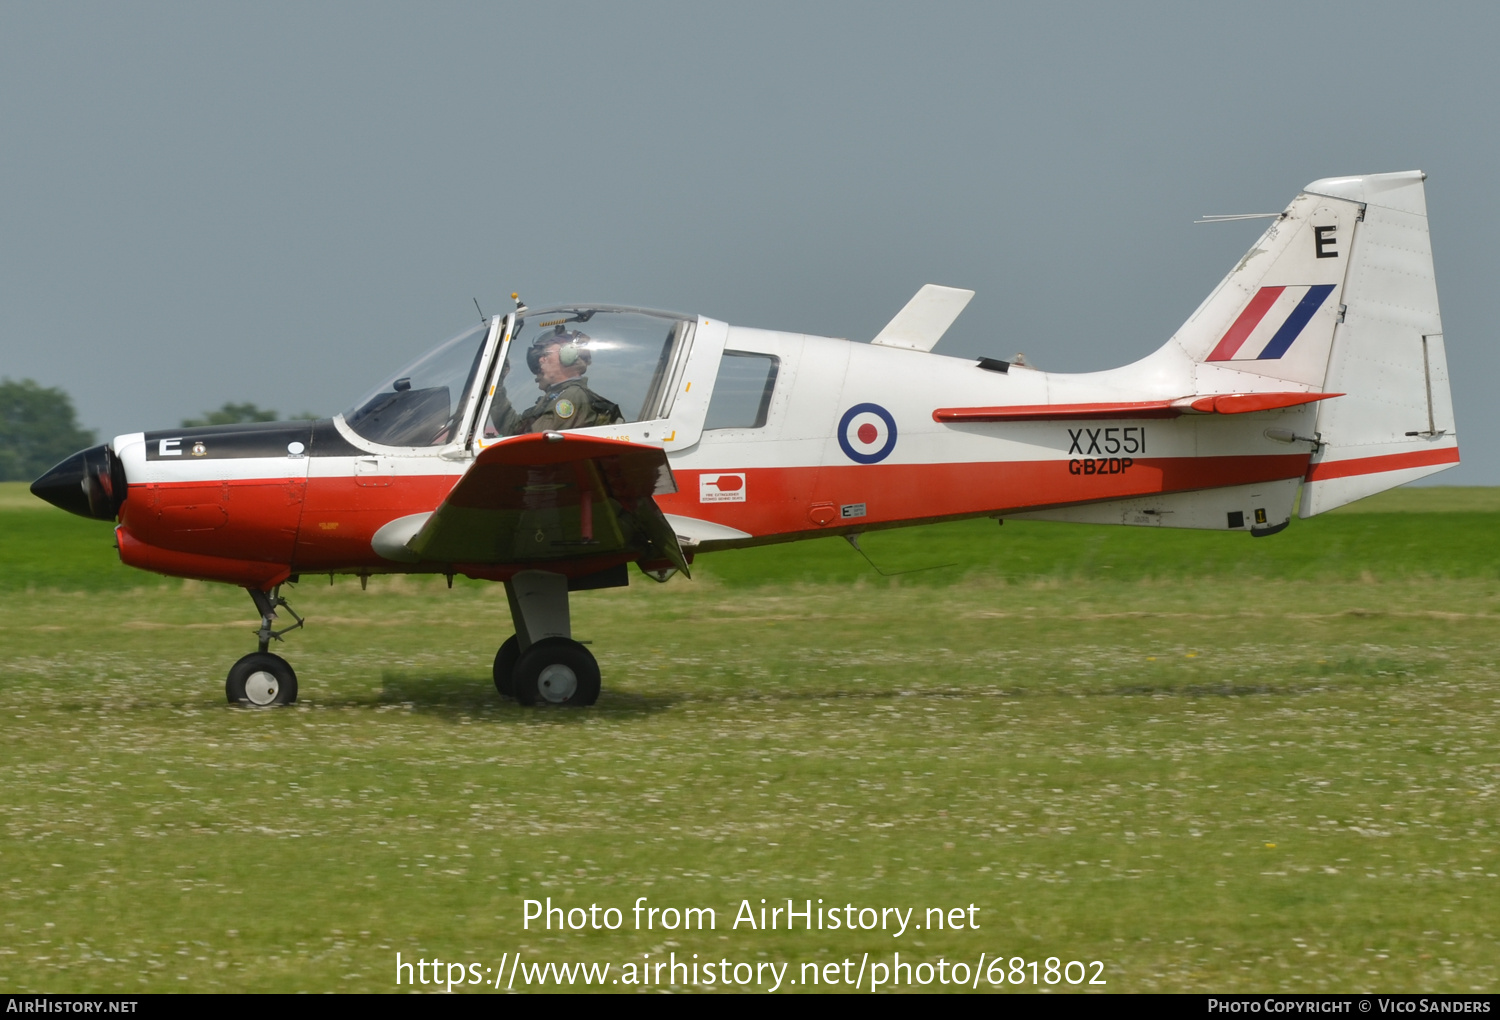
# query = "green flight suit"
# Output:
<box><xmin>493</xmin><ymin>376</ymin><xmax>623</xmax><ymax>436</ymax></box>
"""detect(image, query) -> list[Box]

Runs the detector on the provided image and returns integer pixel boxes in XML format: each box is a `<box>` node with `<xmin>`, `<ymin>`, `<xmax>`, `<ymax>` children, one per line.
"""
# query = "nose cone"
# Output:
<box><xmin>31</xmin><ymin>444</ymin><xmax>126</xmax><ymax>521</ymax></box>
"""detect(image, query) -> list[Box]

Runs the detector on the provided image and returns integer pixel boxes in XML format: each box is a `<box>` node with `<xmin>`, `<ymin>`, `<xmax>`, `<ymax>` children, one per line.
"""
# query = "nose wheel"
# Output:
<box><xmin>226</xmin><ymin>585</ymin><xmax>304</xmax><ymax>707</ymax></box>
<box><xmin>226</xmin><ymin>652</ymin><xmax>299</xmax><ymax>706</ymax></box>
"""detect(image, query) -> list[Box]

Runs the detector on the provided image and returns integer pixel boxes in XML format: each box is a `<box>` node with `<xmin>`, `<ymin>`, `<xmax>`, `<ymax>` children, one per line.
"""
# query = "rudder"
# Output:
<box><xmin>1296</xmin><ymin>172</ymin><xmax>1459</xmax><ymax>515</ymax></box>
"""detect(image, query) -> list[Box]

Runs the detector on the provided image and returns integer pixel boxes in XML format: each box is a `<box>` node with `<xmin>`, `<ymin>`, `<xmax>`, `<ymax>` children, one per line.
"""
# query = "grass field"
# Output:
<box><xmin>1</xmin><ymin>482</ymin><xmax>1496</xmax><ymax>993</ymax></box>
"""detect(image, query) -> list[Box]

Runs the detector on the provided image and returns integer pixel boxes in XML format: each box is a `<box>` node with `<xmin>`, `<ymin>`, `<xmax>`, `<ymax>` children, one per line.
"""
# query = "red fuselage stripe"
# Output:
<box><xmin>1304</xmin><ymin>446</ymin><xmax>1460</xmax><ymax>482</ymax></box>
<box><xmin>657</xmin><ymin>454</ymin><xmax>1310</xmax><ymax>535</ymax></box>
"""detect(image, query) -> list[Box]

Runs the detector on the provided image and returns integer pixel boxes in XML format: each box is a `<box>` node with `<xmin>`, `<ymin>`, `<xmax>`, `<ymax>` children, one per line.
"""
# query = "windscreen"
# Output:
<box><xmin>343</xmin><ymin>323</ymin><xmax>490</xmax><ymax>447</ymax></box>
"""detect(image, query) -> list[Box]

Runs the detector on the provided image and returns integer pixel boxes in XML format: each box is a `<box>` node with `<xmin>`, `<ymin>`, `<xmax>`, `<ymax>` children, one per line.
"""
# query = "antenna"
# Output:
<box><xmin>1194</xmin><ymin>212</ymin><xmax>1282</xmax><ymax>224</ymax></box>
<box><xmin>844</xmin><ymin>534</ymin><xmax>956</xmax><ymax>577</ymax></box>
<box><xmin>474</xmin><ymin>297</ymin><xmax>485</xmax><ymax>323</ymax></box>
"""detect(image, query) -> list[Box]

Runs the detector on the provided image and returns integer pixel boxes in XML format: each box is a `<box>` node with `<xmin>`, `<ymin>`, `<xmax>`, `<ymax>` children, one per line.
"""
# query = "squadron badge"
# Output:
<box><xmin>555</xmin><ymin>398</ymin><xmax>576</xmax><ymax>420</ymax></box>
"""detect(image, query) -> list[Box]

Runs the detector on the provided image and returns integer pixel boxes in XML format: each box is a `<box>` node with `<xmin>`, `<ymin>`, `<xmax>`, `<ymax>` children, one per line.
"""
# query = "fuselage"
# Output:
<box><xmin>74</xmin><ymin>314</ymin><xmax>1316</xmax><ymax>591</ymax></box>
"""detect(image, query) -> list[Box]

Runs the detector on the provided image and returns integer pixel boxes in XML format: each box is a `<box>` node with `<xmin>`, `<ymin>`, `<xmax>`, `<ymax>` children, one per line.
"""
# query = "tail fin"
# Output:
<box><xmin>1295</xmin><ymin>172</ymin><xmax>1458</xmax><ymax>515</ymax></box>
<box><xmin>1171</xmin><ymin>187</ymin><xmax>1362</xmax><ymax>390</ymax></box>
<box><xmin>1168</xmin><ymin>171</ymin><xmax>1458</xmax><ymax>513</ymax></box>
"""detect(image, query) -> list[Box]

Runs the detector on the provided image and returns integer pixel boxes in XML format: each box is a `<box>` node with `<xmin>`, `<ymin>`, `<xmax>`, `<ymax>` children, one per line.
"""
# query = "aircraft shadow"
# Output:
<box><xmin>369</xmin><ymin>672</ymin><xmax>679</xmax><ymax>721</ymax></box>
<box><xmin>184</xmin><ymin>671</ymin><xmax>1359</xmax><ymax>721</ymax></box>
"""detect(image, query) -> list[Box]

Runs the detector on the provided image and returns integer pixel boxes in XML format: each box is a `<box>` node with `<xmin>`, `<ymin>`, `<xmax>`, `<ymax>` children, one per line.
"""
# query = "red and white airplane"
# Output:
<box><xmin>32</xmin><ymin>171</ymin><xmax>1458</xmax><ymax>707</ymax></box>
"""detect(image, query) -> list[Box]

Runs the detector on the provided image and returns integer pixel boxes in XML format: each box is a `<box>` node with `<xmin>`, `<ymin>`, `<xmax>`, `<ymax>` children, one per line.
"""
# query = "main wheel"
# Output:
<box><xmin>493</xmin><ymin>635</ymin><xmax>521</xmax><ymax>698</ymax></box>
<box><xmin>226</xmin><ymin>652</ymin><xmax>299</xmax><ymax>707</ymax></box>
<box><xmin>513</xmin><ymin>638</ymin><xmax>600</xmax><ymax>707</ymax></box>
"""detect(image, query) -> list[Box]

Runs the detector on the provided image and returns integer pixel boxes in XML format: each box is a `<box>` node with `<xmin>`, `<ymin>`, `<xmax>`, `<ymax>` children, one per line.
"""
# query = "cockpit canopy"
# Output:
<box><xmin>342</xmin><ymin>307</ymin><xmax>696</xmax><ymax>448</ymax></box>
<box><xmin>343</xmin><ymin>322</ymin><xmax>489</xmax><ymax>447</ymax></box>
<box><xmin>490</xmin><ymin>307</ymin><xmax>694</xmax><ymax>438</ymax></box>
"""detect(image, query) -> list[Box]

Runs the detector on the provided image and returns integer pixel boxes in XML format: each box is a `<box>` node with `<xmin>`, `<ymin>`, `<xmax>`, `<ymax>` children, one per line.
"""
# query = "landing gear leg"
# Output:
<box><xmin>502</xmin><ymin>570</ymin><xmax>600</xmax><ymax>707</ymax></box>
<box><xmin>226</xmin><ymin>585</ymin><xmax>304</xmax><ymax>707</ymax></box>
<box><xmin>248</xmin><ymin>585</ymin><xmax>304</xmax><ymax>654</ymax></box>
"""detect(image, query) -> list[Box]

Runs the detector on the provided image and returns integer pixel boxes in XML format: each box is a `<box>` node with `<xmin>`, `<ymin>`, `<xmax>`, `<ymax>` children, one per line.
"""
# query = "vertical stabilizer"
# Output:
<box><xmin>1297</xmin><ymin>172</ymin><xmax>1459</xmax><ymax>515</ymax></box>
<box><xmin>1170</xmin><ymin>190</ymin><xmax>1362</xmax><ymax>391</ymax></box>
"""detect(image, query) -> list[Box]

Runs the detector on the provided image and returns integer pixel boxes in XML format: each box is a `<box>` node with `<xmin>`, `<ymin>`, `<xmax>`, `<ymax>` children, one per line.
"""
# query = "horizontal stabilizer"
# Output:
<box><xmin>871</xmin><ymin>284</ymin><xmax>975</xmax><ymax>352</ymax></box>
<box><xmin>933</xmin><ymin>391</ymin><xmax>1339</xmax><ymax>423</ymax></box>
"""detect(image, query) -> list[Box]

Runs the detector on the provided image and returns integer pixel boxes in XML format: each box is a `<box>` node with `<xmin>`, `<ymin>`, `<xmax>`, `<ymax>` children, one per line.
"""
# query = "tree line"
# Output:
<box><xmin>0</xmin><ymin>378</ymin><xmax>309</xmax><ymax>482</ymax></box>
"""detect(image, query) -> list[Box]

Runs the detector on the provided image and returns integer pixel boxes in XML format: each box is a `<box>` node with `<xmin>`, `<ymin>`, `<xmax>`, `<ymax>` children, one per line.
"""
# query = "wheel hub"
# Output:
<box><xmin>243</xmin><ymin>670</ymin><xmax>280</xmax><ymax>706</ymax></box>
<box><xmin>536</xmin><ymin>663</ymin><xmax>578</xmax><ymax>703</ymax></box>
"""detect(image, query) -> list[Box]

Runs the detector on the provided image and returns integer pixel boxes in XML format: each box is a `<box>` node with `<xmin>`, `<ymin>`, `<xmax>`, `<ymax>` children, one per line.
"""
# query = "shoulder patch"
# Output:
<box><xmin>555</xmin><ymin>398</ymin><xmax>576</xmax><ymax>420</ymax></box>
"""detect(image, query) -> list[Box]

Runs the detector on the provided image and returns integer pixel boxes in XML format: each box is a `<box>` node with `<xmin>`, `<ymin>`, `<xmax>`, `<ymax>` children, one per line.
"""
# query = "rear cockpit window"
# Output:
<box><xmin>704</xmin><ymin>351</ymin><xmax>779</xmax><ymax>430</ymax></box>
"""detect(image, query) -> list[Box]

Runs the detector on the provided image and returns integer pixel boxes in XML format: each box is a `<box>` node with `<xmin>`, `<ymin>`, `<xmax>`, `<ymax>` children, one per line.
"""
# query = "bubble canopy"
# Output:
<box><xmin>342</xmin><ymin>307</ymin><xmax>697</xmax><ymax>447</ymax></box>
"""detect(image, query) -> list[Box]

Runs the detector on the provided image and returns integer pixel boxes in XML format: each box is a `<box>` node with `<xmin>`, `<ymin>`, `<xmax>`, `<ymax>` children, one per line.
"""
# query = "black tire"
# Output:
<box><xmin>513</xmin><ymin>638</ymin><xmax>600</xmax><ymax>707</ymax></box>
<box><xmin>493</xmin><ymin>635</ymin><xmax>521</xmax><ymax>698</ymax></box>
<box><xmin>226</xmin><ymin>652</ymin><xmax>299</xmax><ymax>707</ymax></box>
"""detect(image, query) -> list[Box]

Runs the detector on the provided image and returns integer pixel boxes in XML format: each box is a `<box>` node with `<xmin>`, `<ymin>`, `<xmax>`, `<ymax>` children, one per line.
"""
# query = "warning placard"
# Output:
<box><xmin>699</xmin><ymin>473</ymin><xmax>747</xmax><ymax>503</ymax></box>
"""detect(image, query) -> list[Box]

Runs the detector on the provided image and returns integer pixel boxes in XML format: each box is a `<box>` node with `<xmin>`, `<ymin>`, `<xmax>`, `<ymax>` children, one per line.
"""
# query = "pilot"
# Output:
<box><xmin>492</xmin><ymin>327</ymin><xmax>624</xmax><ymax>435</ymax></box>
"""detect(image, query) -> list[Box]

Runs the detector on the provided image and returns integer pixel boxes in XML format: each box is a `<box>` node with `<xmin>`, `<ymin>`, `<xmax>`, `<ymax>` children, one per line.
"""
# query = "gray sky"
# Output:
<box><xmin>3</xmin><ymin>2</ymin><xmax>1496</xmax><ymax>481</ymax></box>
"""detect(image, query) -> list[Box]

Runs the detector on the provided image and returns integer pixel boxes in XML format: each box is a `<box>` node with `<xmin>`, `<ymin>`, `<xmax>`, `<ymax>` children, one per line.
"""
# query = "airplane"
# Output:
<box><xmin>30</xmin><ymin>171</ymin><xmax>1459</xmax><ymax>708</ymax></box>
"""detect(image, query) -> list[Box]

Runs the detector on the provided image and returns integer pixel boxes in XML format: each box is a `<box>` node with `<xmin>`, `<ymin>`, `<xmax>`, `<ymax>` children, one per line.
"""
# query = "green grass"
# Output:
<box><xmin>696</xmin><ymin>484</ymin><xmax>1500</xmax><ymax>587</ymax></box>
<box><xmin>1325</xmin><ymin>486</ymin><xmax>1500</xmax><ymax>514</ymax></box>
<box><xmin>6</xmin><ymin>482</ymin><xmax>1500</xmax><ymax>594</ymax></box>
<box><xmin>1</xmin><ymin>482</ymin><xmax>1497</xmax><ymax>993</ymax></box>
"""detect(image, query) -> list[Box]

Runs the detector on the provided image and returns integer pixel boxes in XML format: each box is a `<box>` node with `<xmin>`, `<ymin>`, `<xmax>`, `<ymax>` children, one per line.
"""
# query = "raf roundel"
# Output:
<box><xmin>837</xmin><ymin>403</ymin><xmax>898</xmax><ymax>464</ymax></box>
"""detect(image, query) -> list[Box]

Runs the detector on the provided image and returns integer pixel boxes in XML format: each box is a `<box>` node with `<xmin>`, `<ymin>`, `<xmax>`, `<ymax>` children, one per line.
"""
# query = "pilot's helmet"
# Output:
<box><xmin>526</xmin><ymin>325</ymin><xmax>592</xmax><ymax>374</ymax></box>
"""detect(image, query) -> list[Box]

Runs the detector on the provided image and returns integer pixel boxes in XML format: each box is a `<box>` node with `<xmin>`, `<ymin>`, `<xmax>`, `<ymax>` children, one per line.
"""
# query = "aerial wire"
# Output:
<box><xmin>843</xmin><ymin>534</ymin><xmax>956</xmax><ymax>577</ymax></box>
<box><xmin>1193</xmin><ymin>212</ymin><xmax>1281</xmax><ymax>224</ymax></box>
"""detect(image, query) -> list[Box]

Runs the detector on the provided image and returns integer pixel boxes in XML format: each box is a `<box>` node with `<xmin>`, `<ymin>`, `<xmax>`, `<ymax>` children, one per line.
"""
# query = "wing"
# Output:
<box><xmin>405</xmin><ymin>433</ymin><xmax>690</xmax><ymax>577</ymax></box>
